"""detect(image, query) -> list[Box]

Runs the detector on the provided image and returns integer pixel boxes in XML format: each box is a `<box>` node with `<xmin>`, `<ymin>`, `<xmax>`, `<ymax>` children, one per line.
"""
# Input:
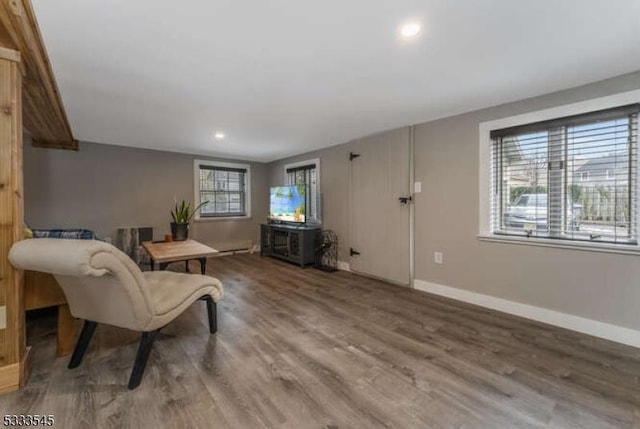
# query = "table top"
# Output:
<box><xmin>142</xmin><ymin>239</ymin><xmax>219</xmax><ymax>263</ymax></box>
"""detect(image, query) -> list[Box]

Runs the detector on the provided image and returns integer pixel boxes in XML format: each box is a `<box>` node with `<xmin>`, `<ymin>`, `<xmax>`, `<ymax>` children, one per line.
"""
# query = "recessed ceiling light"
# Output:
<box><xmin>400</xmin><ymin>22</ymin><xmax>421</xmax><ymax>39</ymax></box>
<box><xmin>214</xmin><ymin>132</ymin><xmax>225</xmax><ymax>140</ymax></box>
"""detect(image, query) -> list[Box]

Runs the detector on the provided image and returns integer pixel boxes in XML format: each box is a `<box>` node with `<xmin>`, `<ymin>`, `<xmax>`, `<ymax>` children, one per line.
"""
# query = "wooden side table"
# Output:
<box><xmin>142</xmin><ymin>239</ymin><xmax>219</xmax><ymax>274</ymax></box>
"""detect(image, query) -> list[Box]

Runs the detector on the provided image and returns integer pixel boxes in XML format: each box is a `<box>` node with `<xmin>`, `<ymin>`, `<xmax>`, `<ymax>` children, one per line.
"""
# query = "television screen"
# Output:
<box><xmin>270</xmin><ymin>185</ymin><xmax>306</xmax><ymax>223</ymax></box>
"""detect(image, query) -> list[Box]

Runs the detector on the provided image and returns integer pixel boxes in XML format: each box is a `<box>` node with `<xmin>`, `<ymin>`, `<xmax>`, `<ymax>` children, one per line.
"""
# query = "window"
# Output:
<box><xmin>284</xmin><ymin>159</ymin><xmax>320</xmax><ymax>222</ymax></box>
<box><xmin>606</xmin><ymin>169</ymin><xmax>615</xmax><ymax>180</ymax></box>
<box><xmin>489</xmin><ymin>104</ymin><xmax>639</xmax><ymax>245</ymax></box>
<box><xmin>194</xmin><ymin>160</ymin><xmax>250</xmax><ymax>219</ymax></box>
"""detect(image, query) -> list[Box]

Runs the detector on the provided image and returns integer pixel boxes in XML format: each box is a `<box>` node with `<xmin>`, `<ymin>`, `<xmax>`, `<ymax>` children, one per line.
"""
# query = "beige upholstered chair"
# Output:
<box><xmin>9</xmin><ymin>238</ymin><xmax>224</xmax><ymax>389</ymax></box>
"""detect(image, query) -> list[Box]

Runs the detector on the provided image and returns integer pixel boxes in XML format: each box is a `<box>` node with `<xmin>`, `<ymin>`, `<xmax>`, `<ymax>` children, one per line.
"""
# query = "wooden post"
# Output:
<box><xmin>0</xmin><ymin>47</ymin><xmax>28</xmax><ymax>394</ymax></box>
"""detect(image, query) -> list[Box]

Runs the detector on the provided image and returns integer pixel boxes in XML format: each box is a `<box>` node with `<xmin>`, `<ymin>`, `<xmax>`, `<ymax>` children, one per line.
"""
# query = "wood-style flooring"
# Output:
<box><xmin>1</xmin><ymin>254</ymin><xmax>639</xmax><ymax>428</ymax></box>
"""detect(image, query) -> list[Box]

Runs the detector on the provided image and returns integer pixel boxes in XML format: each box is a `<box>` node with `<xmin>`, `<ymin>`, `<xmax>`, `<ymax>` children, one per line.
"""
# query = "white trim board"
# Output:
<box><xmin>413</xmin><ymin>279</ymin><xmax>640</xmax><ymax>348</ymax></box>
<box><xmin>283</xmin><ymin>158</ymin><xmax>321</xmax><ymax>193</ymax></box>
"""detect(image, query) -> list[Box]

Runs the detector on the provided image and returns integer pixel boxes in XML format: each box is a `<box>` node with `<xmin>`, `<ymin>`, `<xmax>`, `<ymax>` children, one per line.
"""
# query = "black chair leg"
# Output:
<box><xmin>68</xmin><ymin>321</ymin><xmax>97</xmax><ymax>369</ymax></box>
<box><xmin>128</xmin><ymin>329</ymin><xmax>160</xmax><ymax>390</ymax></box>
<box><xmin>206</xmin><ymin>297</ymin><xmax>217</xmax><ymax>334</ymax></box>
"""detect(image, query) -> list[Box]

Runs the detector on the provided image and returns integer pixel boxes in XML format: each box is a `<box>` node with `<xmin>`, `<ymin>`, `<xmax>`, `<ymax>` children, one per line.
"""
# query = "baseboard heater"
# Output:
<box><xmin>210</xmin><ymin>240</ymin><xmax>255</xmax><ymax>256</ymax></box>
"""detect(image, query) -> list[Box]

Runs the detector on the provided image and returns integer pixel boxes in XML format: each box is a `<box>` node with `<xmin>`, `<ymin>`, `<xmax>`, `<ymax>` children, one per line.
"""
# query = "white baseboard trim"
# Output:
<box><xmin>413</xmin><ymin>279</ymin><xmax>640</xmax><ymax>348</ymax></box>
<box><xmin>337</xmin><ymin>261</ymin><xmax>351</xmax><ymax>271</ymax></box>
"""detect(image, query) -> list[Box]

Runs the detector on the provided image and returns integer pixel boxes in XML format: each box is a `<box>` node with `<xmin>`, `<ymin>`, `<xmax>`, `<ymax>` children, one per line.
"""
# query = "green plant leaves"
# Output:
<box><xmin>170</xmin><ymin>200</ymin><xmax>210</xmax><ymax>223</ymax></box>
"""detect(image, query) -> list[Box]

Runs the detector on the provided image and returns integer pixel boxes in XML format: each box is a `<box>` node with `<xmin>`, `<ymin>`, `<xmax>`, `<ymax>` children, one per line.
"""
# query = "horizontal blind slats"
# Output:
<box><xmin>490</xmin><ymin>103</ymin><xmax>640</xmax><ymax>138</ymax></box>
<box><xmin>490</xmin><ymin>110</ymin><xmax>638</xmax><ymax>245</ymax></box>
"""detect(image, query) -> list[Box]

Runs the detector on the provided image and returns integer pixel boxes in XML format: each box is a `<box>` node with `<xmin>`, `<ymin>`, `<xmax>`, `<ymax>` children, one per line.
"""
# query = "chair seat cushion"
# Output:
<box><xmin>143</xmin><ymin>271</ymin><xmax>223</xmax><ymax>316</ymax></box>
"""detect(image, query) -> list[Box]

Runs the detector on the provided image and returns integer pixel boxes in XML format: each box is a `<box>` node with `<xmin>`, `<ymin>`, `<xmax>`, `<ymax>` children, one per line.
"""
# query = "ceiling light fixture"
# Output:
<box><xmin>400</xmin><ymin>22</ymin><xmax>421</xmax><ymax>39</ymax></box>
<box><xmin>214</xmin><ymin>132</ymin><xmax>225</xmax><ymax>140</ymax></box>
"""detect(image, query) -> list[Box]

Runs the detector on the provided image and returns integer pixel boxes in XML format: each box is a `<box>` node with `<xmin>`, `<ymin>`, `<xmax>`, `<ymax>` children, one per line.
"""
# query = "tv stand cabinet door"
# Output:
<box><xmin>287</xmin><ymin>231</ymin><xmax>302</xmax><ymax>265</ymax></box>
<box><xmin>260</xmin><ymin>225</ymin><xmax>273</xmax><ymax>256</ymax></box>
<box><xmin>302</xmin><ymin>229</ymin><xmax>319</xmax><ymax>267</ymax></box>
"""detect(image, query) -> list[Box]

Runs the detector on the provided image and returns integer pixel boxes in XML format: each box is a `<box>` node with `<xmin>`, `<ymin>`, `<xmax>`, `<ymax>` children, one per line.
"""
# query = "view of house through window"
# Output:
<box><xmin>196</xmin><ymin>161</ymin><xmax>249</xmax><ymax>218</ymax></box>
<box><xmin>492</xmin><ymin>105</ymin><xmax>639</xmax><ymax>244</ymax></box>
<box><xmin>285</xmin><ymin>162</ymin><xmax>319</xmax><ymax>222</ymax></box>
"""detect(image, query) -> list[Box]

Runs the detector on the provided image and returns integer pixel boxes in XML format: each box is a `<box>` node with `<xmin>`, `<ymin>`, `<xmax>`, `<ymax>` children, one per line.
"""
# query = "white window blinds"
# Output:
<box><xmin>198</xmin><ymin>165</ymin><xmax>247</xmax><ymax>217</ymax></box>
<box><xmin>285</xmin><ymin>164</ymin><xmax>318</xmax><ymax>220</ymax></box>
<box><xmin>490</xmin><ymin>104</ymin><xmax>639</xmax><ymax>244</ymax></box>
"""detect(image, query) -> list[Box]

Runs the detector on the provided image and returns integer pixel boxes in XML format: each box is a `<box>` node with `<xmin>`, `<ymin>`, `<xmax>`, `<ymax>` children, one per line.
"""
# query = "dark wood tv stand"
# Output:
<box><xmin>260</xmin><ymin>223</ymin><xmax>320</xmax><ymax>267</ymax></box>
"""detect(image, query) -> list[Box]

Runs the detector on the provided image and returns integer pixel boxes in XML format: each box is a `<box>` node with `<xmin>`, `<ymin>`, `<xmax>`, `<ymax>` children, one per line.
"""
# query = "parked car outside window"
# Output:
<box><xmin>504</xmin><ymin>193</ymin><xmax>581</xmax><ymax>231</ymax></box>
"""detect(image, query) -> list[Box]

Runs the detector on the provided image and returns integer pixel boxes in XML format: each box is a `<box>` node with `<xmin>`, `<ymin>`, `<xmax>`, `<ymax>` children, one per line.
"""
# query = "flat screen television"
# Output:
<box><xmin>269</xmin><ymin>185</ymin><xmax>306</xmax><ymax>223</ymax></box>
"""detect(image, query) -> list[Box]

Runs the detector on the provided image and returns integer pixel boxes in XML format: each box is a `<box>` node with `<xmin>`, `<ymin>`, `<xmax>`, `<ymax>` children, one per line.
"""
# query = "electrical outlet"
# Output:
<box><xmin>434</xmin><ymin>251</ymin><xmax>443</xmax><ymax>264</ymax></box>
<box><xmin>414</xmin><ymin>181</ymin><xmax>422</xmax><ymax>193</ymax></box>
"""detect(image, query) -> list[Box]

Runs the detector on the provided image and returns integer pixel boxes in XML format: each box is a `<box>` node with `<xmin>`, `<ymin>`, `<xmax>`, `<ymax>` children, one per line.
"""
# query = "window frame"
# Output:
<box><xmin>283</xmin><ymin>158</ymin><xmax>321</xmax><ymax>223</ymax></box>
<box><xmin>193</xmin><ymin>159</ymin><xmax>251</xmax><ymax>221</ymax></box>
<box><xmin>606</xmin><ymin>169</ymin><xmax>615</xmax><ymax>181</ymax></box>
<box><xmin>478</xmin><ymin>89</ymin><xmax>640</xmax><ymax>255</ymax></box>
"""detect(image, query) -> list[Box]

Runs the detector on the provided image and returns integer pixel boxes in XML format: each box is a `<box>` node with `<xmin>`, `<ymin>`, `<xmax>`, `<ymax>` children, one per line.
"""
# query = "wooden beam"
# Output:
<box><xmin>0</xmin><ymin>46</ymin><xmax>18</xmax><ymax>62</ymax></box>
<box><xmin>0</xmin><ymin>49</ymin><xmax>28</xmax><ymax>393</ymax></box>
<box><xmin>0</xmin><ymin>346</ymin><xmax>30</xmax><ymax>394</ymax></box>
<box><xmin>56</xmin><ymin>305</ymin><xmax>76</xmax><ymax>356</ymax></box>
<box><xmin>0</xmin><ymin>15</ymin><xmax>14</xmax><ymax>50</ymax></box>
<box><xmin>0</xmin><ymin>0</ymin><xmax>76</xmax><ymax>150</ymax></box>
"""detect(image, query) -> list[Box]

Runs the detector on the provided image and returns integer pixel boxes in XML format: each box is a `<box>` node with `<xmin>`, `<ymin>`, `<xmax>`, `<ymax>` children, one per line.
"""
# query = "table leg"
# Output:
<box><xmin>185</xmin><ymin>260</ymin><xmax>189</xmax><ymax>273</ymax></box>
<box><xmin>199</xmin><ymin>258</ymin><xmax>207</xmax><ymax>275</ymax></box>
<box><xmin>150</xmin><ymin>261</ymin><xmax>156</xmax><ymax>271</ymax></box>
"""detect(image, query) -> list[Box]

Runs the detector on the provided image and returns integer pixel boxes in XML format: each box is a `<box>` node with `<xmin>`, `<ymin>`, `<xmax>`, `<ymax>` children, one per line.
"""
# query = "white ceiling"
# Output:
<box><xmin>32</xmin><ymin>0</ymin><xmax>640</xmax><ymax>162</ymax></box>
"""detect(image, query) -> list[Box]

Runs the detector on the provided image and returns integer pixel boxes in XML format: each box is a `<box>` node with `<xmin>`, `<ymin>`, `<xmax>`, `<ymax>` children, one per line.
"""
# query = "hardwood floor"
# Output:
<box><xmin>1</xmin><ymin>254</ymin><xmax>639</xmax><ymax>428</ymax></box>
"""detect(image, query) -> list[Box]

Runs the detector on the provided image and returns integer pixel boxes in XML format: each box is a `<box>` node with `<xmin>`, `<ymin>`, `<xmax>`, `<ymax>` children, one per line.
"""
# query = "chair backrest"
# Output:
<box><xmin>9</xmin><ymin>238</ymin><xmax>155</xmax><ymax>330</ymax></box>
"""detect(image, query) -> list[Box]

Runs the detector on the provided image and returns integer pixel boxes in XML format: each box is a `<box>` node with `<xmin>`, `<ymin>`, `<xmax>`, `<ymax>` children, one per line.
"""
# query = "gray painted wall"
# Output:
<box><xmin>269</xmin><ymin>70</ymin><xmax>640</xmax><ymax>331</ymax></box>
<box><xmin>24</xmin><ymin>141</ymin><xmax>270</xmax><ymax>248</ymax></box>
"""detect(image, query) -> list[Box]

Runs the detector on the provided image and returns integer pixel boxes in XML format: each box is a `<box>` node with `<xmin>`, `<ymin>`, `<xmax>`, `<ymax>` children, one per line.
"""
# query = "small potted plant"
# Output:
<box><xmin>170</xmin><ymin>200</ymin><xmax>208</xmax><ymax>241</ymax></box>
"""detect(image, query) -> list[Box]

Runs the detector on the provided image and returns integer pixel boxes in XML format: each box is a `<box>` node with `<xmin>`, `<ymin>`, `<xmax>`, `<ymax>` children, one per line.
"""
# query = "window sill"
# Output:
<box><xmin>477</xmin><ymin>233</ymin><xmax>640</xmax><ymax>256</ymax></box>
<box><xmin>194</xmin><ymin>216</ymin><xmax>252</xmax><ymax>222</ymax></box>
